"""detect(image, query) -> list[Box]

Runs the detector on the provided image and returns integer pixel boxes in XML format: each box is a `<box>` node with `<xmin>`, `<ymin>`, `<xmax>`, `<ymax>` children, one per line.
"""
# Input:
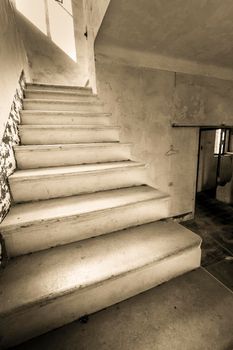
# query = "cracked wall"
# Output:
<box><xmin>0</xmin><ymin>0</ymin><xmax>28</xmax><ymax>141</ymax></box>
<box><xmin>95</xmin><ymin>58</ymin><xmax>233</xmax><ymax>218</ymax></box>
<box><xmin>0</xmin><ymin>75</ymin><xmax>25</xmax><ymax>223</ymax></box>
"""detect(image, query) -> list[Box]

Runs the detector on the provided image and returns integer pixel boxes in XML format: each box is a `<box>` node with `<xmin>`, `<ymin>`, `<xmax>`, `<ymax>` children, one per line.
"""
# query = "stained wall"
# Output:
<box><xmin>95</xmin><ymin>55</ymin><xmax>233</xmax><ymax>217</ymax></box>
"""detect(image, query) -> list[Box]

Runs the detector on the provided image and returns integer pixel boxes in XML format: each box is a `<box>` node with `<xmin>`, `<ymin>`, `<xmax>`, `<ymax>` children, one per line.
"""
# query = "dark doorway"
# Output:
<box><xmin>197</xmin><ymin>128</ymin><xmax>233</xmax><ymax>199</ymax></box>
<box><xmin>182</xmin><ymin>127</ymin><xmax>233</xmax><ymax>290</ymax></box>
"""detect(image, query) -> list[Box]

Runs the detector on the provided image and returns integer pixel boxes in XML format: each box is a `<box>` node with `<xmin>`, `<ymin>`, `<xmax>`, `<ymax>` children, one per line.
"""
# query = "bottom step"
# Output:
<box><xmin>14</xmin><ymin>269</ymin><xmax>233</xmax><ymax>350</ymax></box>
<box><xmin>0</xmin><ymin>221</ymin><xmax>201</xmax><ymax>348</ymax></box>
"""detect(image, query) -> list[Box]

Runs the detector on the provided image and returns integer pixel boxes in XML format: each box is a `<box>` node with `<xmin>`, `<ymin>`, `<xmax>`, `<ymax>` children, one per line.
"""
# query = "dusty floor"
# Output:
<box><xmin>11</xmin><ymin>268</ymin><xmax>233</xmax><ymax>350</ymax></box>
<box><xmin>183</xmin><ymin>191</ymin><xmax>233</xmax><ymax>291</ymax></box>
<box><xmin>10</xmin><ymin>193</ymin><xmax>233</xmax><ymax>350</ymax></box>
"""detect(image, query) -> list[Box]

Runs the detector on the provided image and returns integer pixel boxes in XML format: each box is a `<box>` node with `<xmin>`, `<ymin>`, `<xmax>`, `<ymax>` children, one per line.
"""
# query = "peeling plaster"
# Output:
<box><xmin>0</xmin><ymin>72</ymin><xmax>25</xmax><ymax>223</ymax></box>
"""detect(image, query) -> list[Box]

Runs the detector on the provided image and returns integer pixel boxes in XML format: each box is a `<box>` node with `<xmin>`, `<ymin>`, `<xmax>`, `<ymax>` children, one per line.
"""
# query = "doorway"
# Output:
<box><xmin>184</xmin><ymin>128</ymin><xmax>233</xmax><ymax>290</ymax></box>
<box><xmin>197</xmin><ymin>128</ymin><xmax>233</xmax><ymax>199</ymax></box>
<box><xmin>182</xmin><ymin>127</ymin><xmax>233</xmax><ymax>290</ymax></box>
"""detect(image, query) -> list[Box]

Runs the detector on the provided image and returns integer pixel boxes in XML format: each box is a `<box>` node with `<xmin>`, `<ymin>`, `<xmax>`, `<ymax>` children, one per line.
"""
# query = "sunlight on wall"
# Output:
<box><xmin>47</xmin><ymin>0</ymin><xmax>77</xmax><ymax>61</ymax></box>
<box><xmin>15</xmin><ymin>0</ymin><xmax>77</xmax><ymax>61</ymax></box>
<box><xmin>214</xmin><ymin>129</ymin><xmax>222</xmax><ymax>154</ymax></box>
<box><xmin>16</xmin><ymin>0</ymin><xmax>47</xmax><ymax>34</ymax></box>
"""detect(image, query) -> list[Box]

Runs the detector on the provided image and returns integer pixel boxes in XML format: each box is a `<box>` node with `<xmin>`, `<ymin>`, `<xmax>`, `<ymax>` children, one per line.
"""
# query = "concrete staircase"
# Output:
<box><xmin>0</xmin><ymin>83</ymin><xmax>202</xmax><ymax>349</ymax></box>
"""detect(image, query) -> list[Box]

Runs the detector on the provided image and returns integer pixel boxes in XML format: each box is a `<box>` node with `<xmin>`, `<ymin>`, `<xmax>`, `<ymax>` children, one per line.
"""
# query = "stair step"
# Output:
<box><xmin>19</xmin><ymin>125</ymin><xmax>120</xmax><ymax>145</ymax></box>
<box><xmin>23</xmin><ymin>99</ymin><xmax>104</xmax><ymax>112</ymax></box>
<box><xmin>20</xmin><ymin>111</ymin><xmax>111</xmax><ymax>125</ymax></box>
<box><xmin>9</xmin><ymin>161</ymin><xmax>147</xmax><ymax>202</ymax></box>
<box><xmin>0</xmin><ymin>186</ymin><xmax>170</xmax><ymax>257</ymax></box>
<box><xmin>14</xmin><ymin>143</ymin><xmax>132</xmax><ymax>169</ymax></box>
<box><xmin>26</xmin><ymin>83</ymin><xmax>92</xmax><ymax>94</ymax></box>
<box><xmin>0</xmin><ymin>221</ymin><xmax>201</xmax><ymax>348</ymax></box>
<box><xmin>25</xmin><ymin>89</ymin><xmax>98</xmax><ymax>102</ymax></box>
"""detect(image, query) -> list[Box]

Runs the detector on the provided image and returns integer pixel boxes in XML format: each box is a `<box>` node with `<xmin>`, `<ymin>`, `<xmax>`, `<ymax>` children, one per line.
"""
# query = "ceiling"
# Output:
<box><xmin>96</xmin><ymin>0</ymin><xmax>233</xmax><ymax>68</ymax></box>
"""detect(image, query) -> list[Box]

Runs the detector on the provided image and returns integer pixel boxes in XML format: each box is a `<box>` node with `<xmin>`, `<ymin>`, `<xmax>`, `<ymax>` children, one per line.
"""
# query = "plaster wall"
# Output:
<box><xmin>96</xmin><ymin>60</ymin><xmax>199</xmax><ymax>217</ymax></box>
<box><xmin>86</xmin><ymin>0</ymin><xmax>111</xmax><ymax>39</ymax></box>
<box><xmin>95</xmin><ymin>56</ymin><xmax>233</xmax><ymax>217</ymax></box>
<box><xmin>173</xmin><ymin>74</ymin><xmax>233</xmax><ymax>126</ymax></box>
<box><xmin>0</xmin><ymin>0</ymin><xmax>27</xmax><ymax>141</ymax></box>
<box><xmin>80</xmin><ymin>0</ymin><xmax>110</xmax><ymax>90</ymax></box>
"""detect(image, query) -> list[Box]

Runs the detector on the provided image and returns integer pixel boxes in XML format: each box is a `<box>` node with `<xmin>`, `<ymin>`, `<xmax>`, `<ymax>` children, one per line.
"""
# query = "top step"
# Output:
<box><xmin>26</xmin><ymin>83</ymin><xmax>92</xmax><ymax>95</ymax></box>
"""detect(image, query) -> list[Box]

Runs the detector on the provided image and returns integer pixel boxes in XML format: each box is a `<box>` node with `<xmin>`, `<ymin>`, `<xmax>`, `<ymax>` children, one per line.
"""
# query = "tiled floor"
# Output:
<box><xmin>182</xmin><ymin>191</ymin><xmax>233</xmax><ymax>291</ymax></box>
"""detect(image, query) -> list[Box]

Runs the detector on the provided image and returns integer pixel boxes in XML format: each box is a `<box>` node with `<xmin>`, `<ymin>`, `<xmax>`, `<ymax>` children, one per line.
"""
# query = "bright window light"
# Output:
<box><xmin>16</xmin><ymin>0</ymin><xmax>47</xmax><ymax>34</ymax></box>
<box><xmin>16</xmin><ymin>0</ymin><xmax>77</xmax><ymax>62</ymax></box>
<box><xmin>47</xmin><ymin>0</ymin><xmax>77</xmax><ymax>61</ymax></box>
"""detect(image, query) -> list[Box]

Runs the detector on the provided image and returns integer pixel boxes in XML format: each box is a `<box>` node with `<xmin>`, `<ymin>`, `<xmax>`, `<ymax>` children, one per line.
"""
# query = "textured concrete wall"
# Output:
<box><xmin>96</xmin><ymin>0</ymin><xmax>233</xmax><ymax>75</ymax></box>
<box><xmin>13</xmin><ymin>0</ymin><xmax>110</xmax><ymax>87</ymax></box>
<box><xmin>173</xmin><ymin>74</ymin><xmax>233</xmax><ymax>126</ymax></box>
<box><xmin>95</xmin><ymin>57</ymin><xmax>233</xmax><ymax>217</ymax></box>
<box><xmin>86</xmin><ymin>0</ymin><xmax>110</xmax><ymax>38</ymax></box>
<box><xmin>81</xmin><ymin>0</ymin><xmax>110</xmax><ymax>90</ymax></box>
<box><xmin>96</xmin><ymin>60</ymin><xmax>199</xmax><ymax>217</ymax></box>
<box><xmin>0</xmin><ymin>0</ymin><xmax>28</xmax><ymax>141</ymax></box>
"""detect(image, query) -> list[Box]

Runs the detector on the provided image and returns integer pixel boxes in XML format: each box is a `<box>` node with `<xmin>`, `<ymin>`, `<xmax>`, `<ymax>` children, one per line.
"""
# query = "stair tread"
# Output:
<box><xmin>19</xmin><ymin>125</ymin><xmax>118</xmax><ymax>129</ymax></box>
<box><xmin>0</xmin><ymin>221</ymin><xmax>201</xmax><ymax>316</ymax></box>
<box><xmin>9</xmin><ymin>161</ymin><xmax>144</xmax><ymax>180</ymax></box>
<box><xmin>20</xmin><ymin>111</ymin><xmax>111</xmax><ymax>116</ymax></box>
<box><xmin>26</xmin><ymin>83</ymin><xmax>92</xmax><ymax>92</ymax></box>
<box><xmin>25</xmin><ymin>89</ymin><xmax>95</xmax><ymax>98</ymax></box>
<box><xmin>14</xmin><ymin>143</ymin><xmax>131</xmax><ymax>151</ymax></box>
<box><xmin>0</xmin><ymin>186</ymin><xmax>167</xmax><ymax>230</ymax></box>
<box><xmin>23</xmin><ymin>99</ymin><xmax>103</xmax><ymax>105</ymax></box>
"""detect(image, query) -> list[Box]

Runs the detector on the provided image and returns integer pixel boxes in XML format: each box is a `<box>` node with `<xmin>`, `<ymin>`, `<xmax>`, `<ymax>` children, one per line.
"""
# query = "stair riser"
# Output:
<box><xmin>26</xmin><ymin>85</ymin><xmax>92</xmax><ymax>94</ymax></box>
<box><xmin>23</xmin><ymin>101</ymin><xmax>103</xmax><ymax>112</ymax></box>
<box><xmin>4</xmin><ymin>198</ymin><xmax>169</xmax><ymax>257</ymax></box>
<box><xmin>15</xmin><ymin>145</ymin><xmax>131</xmax><ymax>169</ymax></box>
<box><xmin>0</xmin><ymin>247</ymin><xmax>201</xmax><ymax>348</ymax></box>
<box><xmin>25</xmin><ymin>91</ymin><xmax>98</xmax><ymax>102</ymax></box>
<box><xmin>19</xmin><ymin>128</ymin><xmax>120</xmax><ymax>145</ymax></box>
<box><xmin>21</xmin><ymin>114</ymin><xmax>111</xmax><ymax>125</ymax></box>
<box><xmin>9</xmin><ymin>167</ymin><xmax>146</xmax><ymax>202</ymax></box>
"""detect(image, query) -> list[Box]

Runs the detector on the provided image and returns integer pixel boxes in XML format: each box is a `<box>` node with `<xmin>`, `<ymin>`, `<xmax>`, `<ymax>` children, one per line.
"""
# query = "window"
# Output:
<box><xmin>214</xmin><ymin>129</ymin><xmax>231</xmax><ymax>155</ymax></box>
<box><xmin>16</xmin><ymin>0</ymin><xmax>77</xmax><ymax>61</ymax></box>
<box><xmin>16</xmin><ymin>0</ymin><xmax>47</xmax><ymax>34</ymax></box>
<box><xmin>47</xmin><ymin>0</ymin><xmax>77</xmax><ymax>61</ymax></box>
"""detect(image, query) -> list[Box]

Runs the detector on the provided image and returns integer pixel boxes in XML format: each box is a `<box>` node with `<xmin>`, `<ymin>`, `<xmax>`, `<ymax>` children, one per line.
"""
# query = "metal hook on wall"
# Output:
<box><xmin>165</xmin><ymin>145</ymin><xmax>179</xmax><ymax>156</ymax></box>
